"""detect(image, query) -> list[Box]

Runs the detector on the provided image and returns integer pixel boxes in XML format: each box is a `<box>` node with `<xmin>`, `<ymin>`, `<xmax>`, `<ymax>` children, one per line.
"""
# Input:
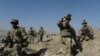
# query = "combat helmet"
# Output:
<box><xmin>82</xmin><ymin>20</ymin><xmax>87</xmax><ymax>24</ymax></box>
<box><xmin>10</xmin><ymin>19</ymin><xmax>19</xmax><ymax>25</ymax></box>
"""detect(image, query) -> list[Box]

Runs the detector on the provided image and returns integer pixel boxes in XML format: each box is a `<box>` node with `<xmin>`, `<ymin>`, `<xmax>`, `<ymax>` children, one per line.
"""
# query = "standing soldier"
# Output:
<box><xmin>27</xmin><ymin>27</ymin><xmax>37</xmax><ymax>44</ymax></box>
<box><xmin>38</xmin><ymin>27</ymin><xmax>44</xmax><ymax>42</ymax></box>
<box><xmin>57</xmin><ymin>14</ymin><xmax>78</xmax><ymax>56</ymax></box>
<box><xmin>78</xmin><ymin>20</ymin><xmax>94</xmax><ymax>42</ymax></box>
<box><xmin>5</xmin><ymin>19</ymin><xmax>28</xmax><ymax>56</ymax></box>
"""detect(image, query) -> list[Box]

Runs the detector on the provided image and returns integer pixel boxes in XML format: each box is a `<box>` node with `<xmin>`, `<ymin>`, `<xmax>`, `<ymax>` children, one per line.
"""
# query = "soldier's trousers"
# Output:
<box><xmin>61</xmin><ymin>36</ymin><xmax>72</xmax><ymax>56</ymax></box>
<box><xmin>12</xmin><ymin>44</ymin><xmax>22</xmax><ymax>56</ymax></box>
<box><xmin>79</xmin><ymin>35</ymin><xmax>86</xmax><ymax>42</ymax></box>
<box><xmin>39</xmin><ymin>34</ymin><xmax>43</xmax><ymax>42</ymax></box>
<box><xmin>28</xmin><ymin>35</ymin><xmax>34</xmax><ymax>44</ymax></box>
<box><xmin>79</xmin><ymin>33</ymin><xmax>94</xmax><ymax>42</ymax></box>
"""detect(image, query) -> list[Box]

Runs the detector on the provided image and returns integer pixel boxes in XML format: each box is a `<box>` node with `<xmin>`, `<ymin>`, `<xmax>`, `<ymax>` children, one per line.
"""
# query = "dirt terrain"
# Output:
<box><xmin>0</xmin><ymin>30</ymin><xmax>100</xmax><ymax>56</ymax></box>
<box><xmin>26</xmin><ymin>30</ymin><xmax>100</xmax><ymax>56</ymax></box>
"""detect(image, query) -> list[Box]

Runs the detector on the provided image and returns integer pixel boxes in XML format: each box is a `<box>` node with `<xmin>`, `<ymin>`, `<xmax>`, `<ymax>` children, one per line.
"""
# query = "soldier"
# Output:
<box><xmin>5</xmin><ymin>19</ymin><xmax>28</xmax><ymax>56</ymax></box>
<box><xmin>57</xmin><ymin>14</ymin><xmax>78</xmax><ymax>56</ymax></box>
<box><xmin>38</xmin><ymin>27</ymin><xmax>44</xmax><ymax>42</ymax></box>
<box><xmin>27</xmin><ymin>27</ymin><xmax>37</xmax><ymax>44</ymax></box>
<box><xmin>78</xmin><ymin>20</ymin><xmax>94</xmax><ymax>42</ymax></box>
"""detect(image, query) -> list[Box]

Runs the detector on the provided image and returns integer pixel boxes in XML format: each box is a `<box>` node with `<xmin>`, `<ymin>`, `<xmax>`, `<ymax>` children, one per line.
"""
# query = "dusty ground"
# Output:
<box><xmin>0</xmin><ymin>30</ymin><xmax>100</xmax><ymax>56</ymax></box>
<box><xmin>28</xmin><ymin>30</ymin><xmax>100</xmax><ymax>56</ymax></box>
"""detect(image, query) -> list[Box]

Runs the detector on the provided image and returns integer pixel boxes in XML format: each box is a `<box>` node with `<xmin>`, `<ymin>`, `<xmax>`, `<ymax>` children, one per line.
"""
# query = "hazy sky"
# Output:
<box><xmin>0</xmin><ymin>0</ymin><xmax>100</xmax><ymax>33</ymax></box>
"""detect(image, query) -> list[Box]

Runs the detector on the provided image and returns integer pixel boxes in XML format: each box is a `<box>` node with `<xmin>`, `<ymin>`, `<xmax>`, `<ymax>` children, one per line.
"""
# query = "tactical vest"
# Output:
<box><xmin>9</xmin><ymin>27</ymin><xmax>24</xmax><ymax>43</ymax></box>
<box><xmin>60</xmin><ymin>25</ymin><xmax>72</xmax><ymax>37</ymax></box>
<box><xmin>81</xmin><ymin>27</ymin><xmax>90</xmax><ymax>34</ymax></box>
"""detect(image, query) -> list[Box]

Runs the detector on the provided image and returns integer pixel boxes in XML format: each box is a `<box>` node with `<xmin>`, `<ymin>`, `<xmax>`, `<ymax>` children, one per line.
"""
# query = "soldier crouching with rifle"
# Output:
<box><xmin>78</xmin><ymin>20</ymin><xmax>94</xmax><ymax>42</ymax></box>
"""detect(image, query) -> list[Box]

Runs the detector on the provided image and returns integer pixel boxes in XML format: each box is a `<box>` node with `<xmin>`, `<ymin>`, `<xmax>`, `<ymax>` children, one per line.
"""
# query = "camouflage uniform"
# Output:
<box><xmin>27</xmin><ymin>27</ymin><xmax>36</xmax><ymax>44</ymax></box>
<box><xmin>57</xmin><ymin>14</ymin><xmax>78</xmax><ymax>56</ymax></box>
<box><xmin>5</xmin><ymin>19</ymin><xmax>28</xmax><ymax>56</ymax></box>
<box><xmin>7</xmin><ymin>27</ymin><xmax>27</xmax><ymax>46</ymax></box>
<box><xmin>38</xmin><ymin>27</ymin><xmax>44</xmax><ymax>42</ymax></box>
<box><xmin>78</xmin><ymin>20</ymin><xmax>94</xmax><ymax>42</ymax></box>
